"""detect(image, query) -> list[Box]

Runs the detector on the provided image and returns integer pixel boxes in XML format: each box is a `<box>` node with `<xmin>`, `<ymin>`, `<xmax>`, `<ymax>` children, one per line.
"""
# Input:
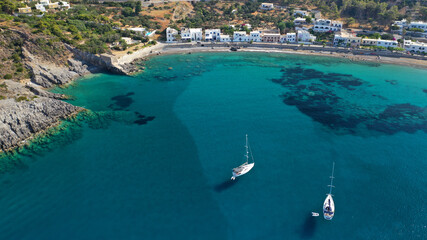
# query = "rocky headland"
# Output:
<box><xmin>0</xmin><ymin>27</ymin><xmax>135</xmax><ymax>152</ymax></box>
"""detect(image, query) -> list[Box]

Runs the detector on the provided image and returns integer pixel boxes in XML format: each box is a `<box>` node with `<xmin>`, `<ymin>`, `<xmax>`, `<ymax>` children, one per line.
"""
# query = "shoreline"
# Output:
<box><xmin>132</xmin><ymin>45</ymin><xmax>427</xmax><ymax>69</ymax></box>
<box><xmin>117</xmin><ymin>43</ymin><xmax>427</xmax><ymax>70</ymax></box>
<box><xmin>0</xmin><ymin>109</ymin><xmax>85</xmax><ymax>154</ymax></box>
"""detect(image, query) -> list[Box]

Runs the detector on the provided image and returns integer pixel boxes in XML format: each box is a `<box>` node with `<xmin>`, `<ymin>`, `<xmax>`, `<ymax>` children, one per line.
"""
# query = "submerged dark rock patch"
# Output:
<box><xmin>133</xmin><ymin>111</ymin><xmax>155</xmax><ymax>125</ymax></box>
<box><xmin>385</xmin><ymin>79</ymin><xmax>398</xmax><ymax>85</ymax></box>
<box><xmin>423</xmin><ymin>89</ymin><xmax>427</xmax><ymax>94</ymax></box>
<box><xmin>272</xmin><ymin>66</ymin><xmax>427</xmax><ymax>136</ymax></box>
<box><xmin>108</xmin><ymin>92</ymin><xmax>134</xmax><ymax>110</ymax></box>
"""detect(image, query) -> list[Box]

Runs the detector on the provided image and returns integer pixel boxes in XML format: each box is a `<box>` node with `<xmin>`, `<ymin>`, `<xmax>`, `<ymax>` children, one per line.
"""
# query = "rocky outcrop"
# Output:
<box><xmin>0</xmin><ymin>97</ymin><xmax>83</xmax><ymax>152</ymax></box>
<box><xmin>23</xmin><ymin>47</ymin><xmax>96</xmax><ymax>88</ymax></box>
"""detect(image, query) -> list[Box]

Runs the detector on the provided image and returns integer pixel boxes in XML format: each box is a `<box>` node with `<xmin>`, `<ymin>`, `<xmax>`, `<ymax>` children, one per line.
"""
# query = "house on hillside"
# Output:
<box><xmin>409</xmin><ymin>21</ymin><xmax>427</xmax><ymax>32</ymax></box>
<box><xmin>35</xmin><ymin>3</ymin><xmax>46</xmax><ymax>12</ymax></box>
<box><xmin>293</xmin><ymin>10</ymin><xmax>308</xmax><ymax>17</ymax></box>
<box><xmin>18</xmin><ymin>6</ymin><xmax>32</xmax><ymax>14</ymax></box>
<box><xmin>260</xmin><ymin>3</ymin><xmax>274</xmax><ymax>11</ymax></box>
<box><xmin>313</xmin><ymin>19</ymin><xmax>342</xmax><ymax>32</ymax></box>
<box><xmin>293</xmin><ymin>17</ymin><xmax>306</xmax><ymax>25</ymax></box>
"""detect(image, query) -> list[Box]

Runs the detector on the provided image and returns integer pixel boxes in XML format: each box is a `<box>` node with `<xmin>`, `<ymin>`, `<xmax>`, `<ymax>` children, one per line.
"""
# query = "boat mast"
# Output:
<box><xmin>245</xmin><ymin>134</ymin><xmax>249</xmax><ymax>163</ymax></box>
<box><xmin>328</xmin><ymin>162</ymin><xmax>335</xmax><ymax>195</ymax></box>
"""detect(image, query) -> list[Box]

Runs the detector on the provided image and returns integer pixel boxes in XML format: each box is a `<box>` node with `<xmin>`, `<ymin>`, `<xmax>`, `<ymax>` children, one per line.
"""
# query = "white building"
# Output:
<box><xmin>294</xmin><ymin>10</ymin><xmax>308</xmax><ymax>17</ymax></box>
<box><xmin>59</xmin><ymin>1</ymin><xmax>70</xmax><ymax>9</ymax></box>
<box><xmin>297</xmin><ymin>30</ymin><xmax>316</xmax><ymax>43</ymax></box>
<box><xmin>249</xmin><ymin>31</ymin><xmax>261</xmax><ymax>42</ymax></box>
<box><xmin>35</xmin><ymin>3</ymin><xmax>46</xmax><ymax>12</ymax></box>
<box><xmin>121</xmin><ymin>37</ymin><xmax>139</xmax><ymax>45</ymax></box>
<box><xmin>409</xmin><ymin>21</ymin><xmax>427</xmax><ymax>32</ymax></box>
<box><xmin>260</xmin><ymin>3</ymin><xmax>274</xmax><ymax>11</ymax></box>
<box><xmin>404</xmin><ymin>40</ymin><xmax>427</xmax><ymax>53</ymax></box>
<box><xmin>219</xmin><ymin>34</ymin><xmax>231</xmax><ymax>42</ymax></box>
<box><xmin>294</xmin><ymin>17</ymin><xmax>306</xmax><ymax>25</ymax></box>
<box><xmin>233</xmin><ymin>31</ymin><xmax>249</xmax><ymax>42</ymax></box>
<box><xmin>376</xmin><ymin>39</ymin><xmax>398</xmax><ymax>48</ymax></box>
<box><xmin>285</xmin><ymin>33</ymin><xmax>296</xmax><ymax>43</ymax></box>
<box><xmin>128</xmin><ymin>27</ymin><xmax>147</xmax><ymax>35</ymax></box>
<box><xmin>181</xmin><ymin>28</ymin><xmax>203</xmax><ymax>41</ymax></box>
<box><xmin>313</xmin><ymin>19</ymin><xmax>342</xmax><ymax>32</ymax></box>
<box><xmin>166</xmin><ymin>27</ymin><xmax>178</xmax><ymax>42</ymax></box>
<box><xmin>393</xmin><ymin>19</ymin><xmax>408</xmax><ymax>30</ymax></box>
<box><xmin>205</xmin><ymin>29</ymin><xmax>221</xmax><ymax>41</ymax></box>
<box><xmin>39</xmin><ymin>0</ymin><xmax>50</xmax><ymax>5</ymax></box>
<box><xmin>333</xmin><ymin>33</ymin><xmax>361</xmax><ymax>47</ymax></box>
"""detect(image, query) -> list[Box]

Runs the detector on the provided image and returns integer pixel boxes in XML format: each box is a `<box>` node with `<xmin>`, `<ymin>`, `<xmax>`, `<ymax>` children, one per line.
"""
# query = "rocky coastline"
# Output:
<box><xmin>0</xmin><ymin>29</ymin><xmax>137</xmax><ymax>152</ymax></box>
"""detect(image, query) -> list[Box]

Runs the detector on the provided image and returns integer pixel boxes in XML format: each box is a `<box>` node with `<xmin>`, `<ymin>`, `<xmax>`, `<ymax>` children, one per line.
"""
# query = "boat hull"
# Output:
<box><xmin>231</xmin><ymin>162</ymin><xmax>254</xmax><ymax>180</ymax></box>
<box><xmin>323</xmin><ymin>194</ymin><xmax>335</xmax><ymax>220</ymax></box>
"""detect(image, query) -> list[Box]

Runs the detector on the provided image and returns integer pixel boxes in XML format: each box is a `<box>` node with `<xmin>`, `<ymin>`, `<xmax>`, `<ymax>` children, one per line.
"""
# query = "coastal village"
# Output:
<box><xmin>11</xmin><ymin>1</ymin><xmax>427</xmax><ymax>54</ymax></box>
<box><xmin>163</xmin><ymin>3</ymin><xmax>426</xmax><ymax>54</ymax></box>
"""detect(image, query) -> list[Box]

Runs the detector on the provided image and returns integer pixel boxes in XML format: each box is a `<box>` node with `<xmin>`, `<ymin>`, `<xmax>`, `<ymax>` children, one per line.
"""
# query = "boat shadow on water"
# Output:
<box><xmin>297</xmin><ymin>214</ymin><xmax>317</xmax><ymax>239</ymax></box>
<box><xmin>213</xmin><ymin>178</ymin><xmax>239</xmax><ymax>192</ymax></box>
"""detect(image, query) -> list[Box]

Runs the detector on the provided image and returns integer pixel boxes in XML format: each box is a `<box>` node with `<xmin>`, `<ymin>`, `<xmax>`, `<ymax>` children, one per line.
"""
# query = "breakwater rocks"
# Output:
<box><xmin>0</xmin><ymin>97</ymin><xmax>83</xmax><ymax>152</ymax></box>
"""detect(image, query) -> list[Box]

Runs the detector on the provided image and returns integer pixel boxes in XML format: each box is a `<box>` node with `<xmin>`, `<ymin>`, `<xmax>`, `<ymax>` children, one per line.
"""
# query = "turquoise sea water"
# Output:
<box><xmin>0</xmin><ymin>52</ymin><xmax>426</xmax><ymax>239</ymax></box>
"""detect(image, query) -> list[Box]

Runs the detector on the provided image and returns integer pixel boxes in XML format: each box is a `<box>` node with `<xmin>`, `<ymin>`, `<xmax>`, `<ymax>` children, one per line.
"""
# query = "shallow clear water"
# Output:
<box><xmin>0</xmin><ymin>52</ymin><xmax>426</xmax><ymax>239</ymax></box>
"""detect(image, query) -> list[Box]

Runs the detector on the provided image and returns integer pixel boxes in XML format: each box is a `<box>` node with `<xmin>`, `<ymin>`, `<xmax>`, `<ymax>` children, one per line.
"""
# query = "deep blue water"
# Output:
<box><xmin>0</xmin><ymin>52</ymin><xmax>426</xmax><ymax>239</ymax></box>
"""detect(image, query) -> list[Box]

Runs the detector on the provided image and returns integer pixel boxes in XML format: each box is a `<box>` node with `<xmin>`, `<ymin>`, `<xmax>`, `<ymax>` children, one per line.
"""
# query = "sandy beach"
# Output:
<box><xmin>119</xmin><ymin>43</ymin><xmax>427</xmax><ymax>70</ymax></box>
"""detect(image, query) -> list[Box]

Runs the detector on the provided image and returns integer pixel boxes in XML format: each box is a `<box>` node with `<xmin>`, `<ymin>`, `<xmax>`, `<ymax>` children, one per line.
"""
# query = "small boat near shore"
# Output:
<box><xmin>231</xmin><ymin>134</ymin><xmax>255</xmax><ymax>180</ymax></box>
<box><xmin>323</xmin><ymin>162</ymin><xmax>336</xmax><ymax>220</ymax></box>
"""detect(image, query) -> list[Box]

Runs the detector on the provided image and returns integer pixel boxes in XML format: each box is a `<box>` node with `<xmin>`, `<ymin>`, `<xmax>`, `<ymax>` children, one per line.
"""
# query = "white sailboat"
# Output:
<box><xmin>323</xmin><ymin>162</ymin><xmax>335</xmax><ymax>220</ymax></box>
<box><xmin>231</xmin><ymin>134</ymin><xmax>255</xmax><ymax>180</ymax></box>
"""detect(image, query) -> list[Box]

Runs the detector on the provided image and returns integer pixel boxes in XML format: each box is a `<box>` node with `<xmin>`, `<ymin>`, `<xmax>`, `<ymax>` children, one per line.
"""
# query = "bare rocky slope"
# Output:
<box><xmin>0</xmin><ymin>27</ymin><xmax>121</xmax><ymax>152</ymax></box>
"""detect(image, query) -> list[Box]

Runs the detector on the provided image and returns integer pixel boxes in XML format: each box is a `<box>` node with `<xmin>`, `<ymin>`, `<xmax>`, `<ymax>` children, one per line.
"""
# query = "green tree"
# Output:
<box><xmin>0</xmin><ymin>0</ymin><xmax>16</xmax><ymax>14</ymax></box>
<box><xmin>277</xmin><ymin>22</ymin><xmax>286</xmax><ymax>34</ymax></box>
<box><xmin>135</xmin><ymin>1</ymin><xmax>141</xmax><ymax>16</ymax></box>
<box><xmin>122</xmin><ymin>7</ymin><xmax>134</xmax><ymax>17</ymax></box>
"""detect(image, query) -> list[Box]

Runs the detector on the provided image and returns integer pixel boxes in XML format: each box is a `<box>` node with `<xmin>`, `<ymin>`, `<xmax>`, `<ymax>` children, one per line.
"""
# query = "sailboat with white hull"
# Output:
<box><xmin>323</xmin><ymin>162</ymin><xmax>335</xmax><ymax>220</ymax></box>
<box><xmin>231</xmin><ymin>134</ymin><xmax>255</xmax><ymax>180</ymax></box>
